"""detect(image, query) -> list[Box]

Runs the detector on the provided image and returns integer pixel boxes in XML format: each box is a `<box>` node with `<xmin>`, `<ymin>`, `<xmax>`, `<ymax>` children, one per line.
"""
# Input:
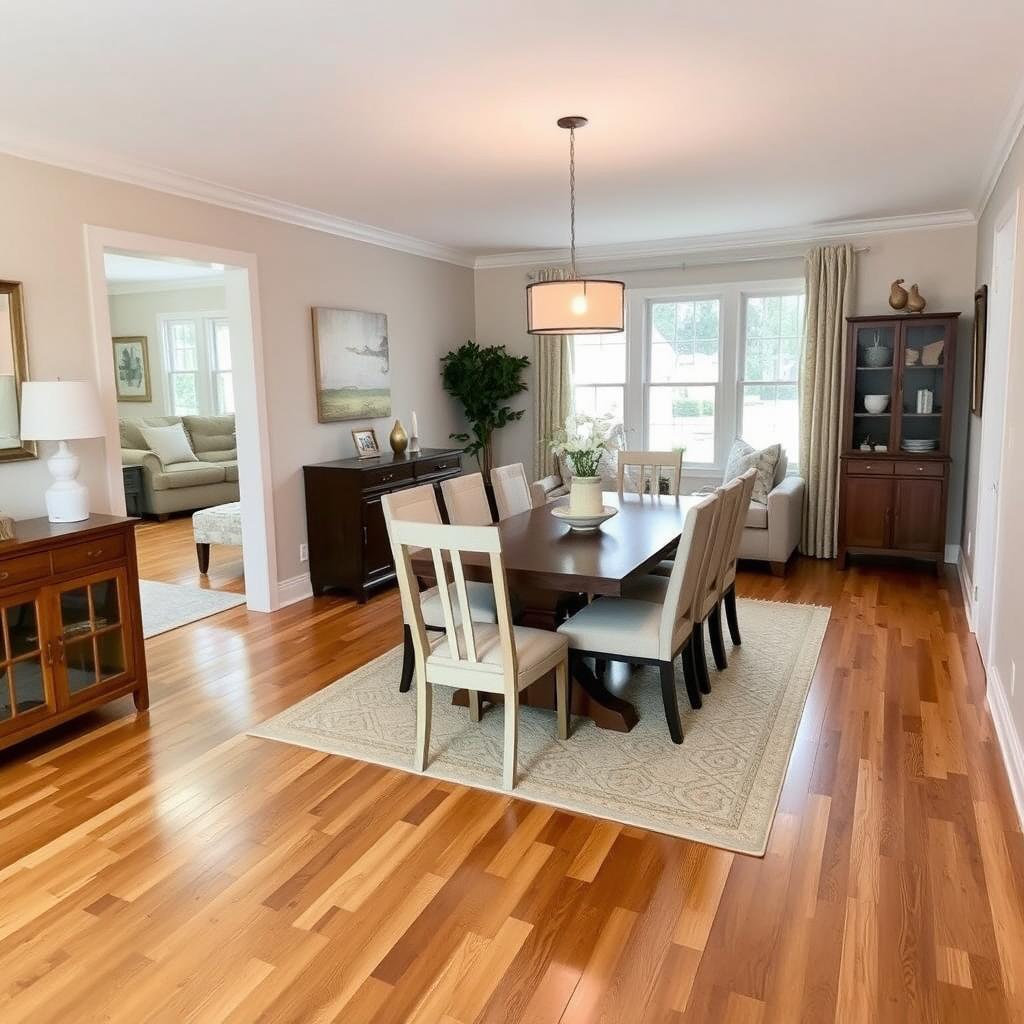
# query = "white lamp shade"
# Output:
<box><xmin>527</xmin><ymin>278</ymin><xmax>624</xmax><ymax>335</ymax></box>
<box><xmin>20</xmin><ymin>380</ymin><xmax>105</xmax><ymax>441</ymax></box>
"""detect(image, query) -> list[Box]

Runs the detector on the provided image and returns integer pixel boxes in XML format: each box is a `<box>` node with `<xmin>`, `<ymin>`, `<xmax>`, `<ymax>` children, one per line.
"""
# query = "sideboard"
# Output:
<box><xmin>0</xmin><ymin>515</ymin><xmax>148</xmax><ymax>752</ymax></box>
<box><xmin>303</xmin><ymin>448</ymin><xmax>463</xmax><ymax>601</ymax></box>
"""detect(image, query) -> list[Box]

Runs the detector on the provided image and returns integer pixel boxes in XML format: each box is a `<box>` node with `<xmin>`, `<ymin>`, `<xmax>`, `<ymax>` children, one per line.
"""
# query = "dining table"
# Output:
<box><xmin>413</xmin><ymin>489</ymin><xmax>702</xmax><ymax>732</ymax></box>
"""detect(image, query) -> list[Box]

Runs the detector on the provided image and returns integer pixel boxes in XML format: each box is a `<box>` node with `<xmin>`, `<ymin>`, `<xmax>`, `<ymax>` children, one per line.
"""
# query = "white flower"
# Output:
<box><xmin>549</xmin><ymin>413</ymin><xmax>620</xmax><ymax>478</ymax></box>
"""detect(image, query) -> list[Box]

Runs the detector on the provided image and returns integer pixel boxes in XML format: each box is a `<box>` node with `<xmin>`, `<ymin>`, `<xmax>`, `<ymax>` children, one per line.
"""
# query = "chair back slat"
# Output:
<box><xmin>491</xmin><ymin>463</ymin><xmax>533</xmax><ymax>520</ymax></box>
<box><xmin>659</xmin><ymin>494</ymin><xmax>720</xmax><ymax>657</ymax></box>
<box><xmin>448</xmin><ymin>550</ymin><xmax>478</xmax><ymax>663</ymax></box>
<box><xmin>429</xmin><ymin>545</ymin><xmax>461</xmax><ymax>651</ymax></box>
<box><xmin>440</xmin><ymin>473</ymin><xmax>493</xmax><ymax>526</ymax></box>
<box><xmin>617</xmin><ymin>450</ymin><xmax>683</xmax><ymax>496</ymax></box>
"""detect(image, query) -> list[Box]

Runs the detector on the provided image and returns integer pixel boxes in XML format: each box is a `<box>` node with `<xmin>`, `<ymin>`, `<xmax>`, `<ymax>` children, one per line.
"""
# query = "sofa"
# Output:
<box><xmin>120</xmin><ymin>414</ymin><xmax>240</xmax><ymax>517</ymax></box>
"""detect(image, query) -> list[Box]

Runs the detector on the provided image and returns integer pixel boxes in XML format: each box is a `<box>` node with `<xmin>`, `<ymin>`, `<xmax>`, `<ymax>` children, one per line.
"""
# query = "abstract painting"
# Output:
<box><xmin>112</xmin><ymin>336</ymin><xmax>152</xmax><ymax>402</ymax></box>
<box><xmin>312</xmin><ymin>307</ymin><xmax>391</xmax><ymax>422</ymax></box>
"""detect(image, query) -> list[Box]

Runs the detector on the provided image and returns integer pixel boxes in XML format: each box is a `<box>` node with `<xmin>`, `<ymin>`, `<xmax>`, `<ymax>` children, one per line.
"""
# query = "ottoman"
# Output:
<box><xmin>192</xmin><ymin>501</ymin><xmax>242</xmax><ymax>574</ymax></box>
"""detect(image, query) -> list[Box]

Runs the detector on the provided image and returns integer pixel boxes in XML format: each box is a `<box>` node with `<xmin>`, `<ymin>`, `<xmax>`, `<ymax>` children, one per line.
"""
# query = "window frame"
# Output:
<box><xmin>159</xmin><ymin>311</ymin><xmax>229</xmax><ymax>417</ymax></box>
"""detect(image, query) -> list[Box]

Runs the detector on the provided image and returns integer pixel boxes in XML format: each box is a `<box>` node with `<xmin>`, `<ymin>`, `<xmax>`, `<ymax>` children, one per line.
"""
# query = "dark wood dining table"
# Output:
<box><xmin>414</xmin><ymin>490</ymin><xmax>702</xmax><ymax>732</ymax></box>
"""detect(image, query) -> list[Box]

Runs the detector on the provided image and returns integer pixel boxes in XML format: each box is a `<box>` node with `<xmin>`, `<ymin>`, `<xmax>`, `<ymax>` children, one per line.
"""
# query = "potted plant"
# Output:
<box><xmin>441</xmin><ymin>341</ymin><xmax>529</xmax><ymax>477</ymax></box>
<box><xmin>549</xmin><ymin>412</ymin><xmax>618</xmax><ymax>516</ymax></box>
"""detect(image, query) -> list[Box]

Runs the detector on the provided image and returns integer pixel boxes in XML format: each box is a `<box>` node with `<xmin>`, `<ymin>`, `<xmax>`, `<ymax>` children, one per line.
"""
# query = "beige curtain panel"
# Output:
<box><xmin>799</xmin><ymin>243</ymin><xmax>855</xmax><ymax>559</ymax></box>
<box><xmin>532</xmin><ymin>266</ymin><xmax>574</xmax><ymax>479</ymax></box>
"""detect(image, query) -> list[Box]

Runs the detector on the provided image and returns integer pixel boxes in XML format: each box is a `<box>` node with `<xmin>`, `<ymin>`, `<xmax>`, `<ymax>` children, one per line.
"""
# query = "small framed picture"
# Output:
<box><xmin>351</xmin><ymin>427</ymin><xmax>381</xmax><ymax>459</ymax></box>
<box><xmin>112</xmin><ymin>336</ymin><xmax>152</xmax><ymax>402</ymax></box>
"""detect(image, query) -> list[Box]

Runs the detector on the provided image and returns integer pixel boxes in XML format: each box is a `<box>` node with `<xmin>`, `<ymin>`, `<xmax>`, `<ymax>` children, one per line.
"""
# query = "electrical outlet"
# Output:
<box><xmin>299</xmin><ymin>543</ymin><xmax>309</xmax><ymax>563</ymax></box>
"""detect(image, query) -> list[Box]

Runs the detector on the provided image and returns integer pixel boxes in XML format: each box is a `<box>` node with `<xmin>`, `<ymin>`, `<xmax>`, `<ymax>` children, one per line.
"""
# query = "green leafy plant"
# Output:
<box><xmin>441</xmin><ymin>341</ymin><xmax>530</xmax><ymax>475</ymax></box>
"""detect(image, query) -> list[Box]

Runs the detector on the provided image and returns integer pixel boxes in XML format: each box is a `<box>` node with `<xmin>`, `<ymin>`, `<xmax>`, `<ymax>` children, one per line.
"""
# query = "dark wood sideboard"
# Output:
<box><xmin>0</xmin><ymin>515</ymin><xmax>148</xmax><ymax>752</ymax></box>
<box><xmin>303</xmin><ymin>448</ymin><xmax>463</xmax><ymax>601</ymax></box>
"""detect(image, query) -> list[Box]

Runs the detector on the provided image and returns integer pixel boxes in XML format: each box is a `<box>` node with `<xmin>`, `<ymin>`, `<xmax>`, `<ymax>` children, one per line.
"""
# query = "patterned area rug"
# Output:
<box><xmin>249</xmin><ymin>598</ymin><xmax>830</xmax><ymax>855</ymax></box>
<box><xmin>140</xmin><ymin>579</ymin><xmax>246</xmax><ymax>638</ymax></box>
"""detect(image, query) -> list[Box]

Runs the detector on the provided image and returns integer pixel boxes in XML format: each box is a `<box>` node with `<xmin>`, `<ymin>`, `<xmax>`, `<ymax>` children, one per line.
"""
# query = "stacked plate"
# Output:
<box><xmin>902</xmin><ymin>439</ymin><xmax>938</xmax><ymax>452</ymax></box>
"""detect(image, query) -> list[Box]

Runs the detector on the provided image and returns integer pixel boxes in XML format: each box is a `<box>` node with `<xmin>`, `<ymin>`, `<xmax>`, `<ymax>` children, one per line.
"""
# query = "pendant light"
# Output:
<box><xmin>526</xmin><ymin>116</ymin><xmax>624</xmax><ymax>335</ymax></box>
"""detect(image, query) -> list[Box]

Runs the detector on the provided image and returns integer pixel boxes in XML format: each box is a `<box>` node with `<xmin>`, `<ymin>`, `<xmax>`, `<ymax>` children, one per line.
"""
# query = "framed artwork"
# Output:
<box><xmin>972</xmin><ymin>285</ymin><xmax>987</xmax><ymax>416</ymax></box>
<box><xmin>311</xmin><ymin>307</ymin><xmax>391</xmax><ymax>422</ymax></box>
<box><xmin>112</xmin><ymin>336</ymin><xmax>152</xmax><ymax>403</ymax></box>
<box><xmin>351</xmin><ymin>427</ymin><xmax>381</xmax><ymax>459</ymax></box>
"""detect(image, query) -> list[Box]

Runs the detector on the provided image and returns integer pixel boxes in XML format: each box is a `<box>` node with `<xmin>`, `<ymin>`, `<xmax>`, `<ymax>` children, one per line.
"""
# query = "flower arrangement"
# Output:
<box><xmin>549</xmin><ymin>412</ymin><xmax>618</xmax><ymax>478</ymax></box>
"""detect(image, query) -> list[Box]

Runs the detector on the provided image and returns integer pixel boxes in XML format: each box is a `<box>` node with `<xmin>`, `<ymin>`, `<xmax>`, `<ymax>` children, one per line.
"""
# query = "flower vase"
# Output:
<box><xmin>569</xmin><ymin>476</ymin><xmax>603</xmax><ymax>516</ymax></box>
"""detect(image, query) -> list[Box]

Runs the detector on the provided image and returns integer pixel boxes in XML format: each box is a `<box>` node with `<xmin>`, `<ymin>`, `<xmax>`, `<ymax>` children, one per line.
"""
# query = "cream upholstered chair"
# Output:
<box><xmin>556</xmin><ymin>494</ymin><xmax>720</xmax><ymax>742</ymax></box>
<box><xmin>714</xmin><ymin>468</ymin><xmax>758</xmax><ymax>658</ymax></box>
<box><xmin>490</xmin><ymin>463</ymin><xmax>533</xmax><ymax>520</ymax></box>
<box><xmin>390</xmin><ymin>519</ymin><xmax>570</xmax><ymax>789</ymax></box>
<box><xmin>381</xmin><ymin>484</ymin><xmax>497</xmax><ymax>694</ymax></box>
<box><xmin>617</xmin><ymin>450</ymin><xmax>684</xmax><ymax>497</ymax></box>
<box><xmin>440</xmin><ymin>472</ymin><xmax>493</xmax><ymax>526</ymax></box>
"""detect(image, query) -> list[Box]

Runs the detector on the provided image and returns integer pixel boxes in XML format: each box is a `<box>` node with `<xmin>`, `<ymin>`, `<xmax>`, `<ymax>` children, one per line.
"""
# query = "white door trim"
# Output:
<box><xmin>83</xmin><ymin>225</ymin><xmax>279</xmax><ymax>613</ymax></box>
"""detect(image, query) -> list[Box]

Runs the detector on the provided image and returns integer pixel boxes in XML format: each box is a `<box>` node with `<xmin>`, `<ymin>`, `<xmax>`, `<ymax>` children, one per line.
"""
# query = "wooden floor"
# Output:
<box><xmin>1</xmin><ymin>525</ymin><xmax>1022</xmax><ymax>1023</ymax></box>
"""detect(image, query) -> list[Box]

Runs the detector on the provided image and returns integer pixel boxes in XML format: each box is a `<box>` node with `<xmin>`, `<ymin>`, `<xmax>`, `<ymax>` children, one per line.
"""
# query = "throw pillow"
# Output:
<box><xmin>724</xmin><ymin>439</ymin><xmax>780</xmax><ymax>505</ymax></box>
<box><xmin>139</xmin><ymin>422</ymin><xmax>198</xmax><ymax>466</ymax></box>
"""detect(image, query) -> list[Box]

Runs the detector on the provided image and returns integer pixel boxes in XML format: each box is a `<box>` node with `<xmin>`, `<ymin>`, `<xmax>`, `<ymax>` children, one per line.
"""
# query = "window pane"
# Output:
<box><xmin>649</xmin><ymin>300</ymin><xmax>719</xmax><ymax>383</ymax></box>
<box><xmin>574</xmin><ymin>385</ymin><xmax>623</xmax><ymax>425</ymax></box>
<box><xmin>742</xmin><ymin>383</ymin><xmax>799</xmax><ymax>457</ymax></box>
<box><xmin>573</xmin><ymin>333</ymin><xmax>625</xmax><ymax>385</ymax></box>
<box><xmin>171</xmin><ymin>373</ymin><xmax>199</xmax><ymax>415</ymax></box>
<box><xmin>647</xmin><ymin>385</ymin><xmax>715</xmax><ymax>463</ymax></box>
<box><xmin>744</xmin><ymin>294</ymin><xmax>804</xmax><ymax>383</ymax></box>
<box><xmin>213</xmin><ymin>320</ymin><xmax>232</xmax><ymax>370</ymax></box>
<box><xmin>215</xmin><ymin>373</ymin><xmax>235</xmax><ymax>415</ymax></box>
<box><xmin>167</xmin><ymin>321</ymin><xmax>198</xmax><ymax>371</ymax></box>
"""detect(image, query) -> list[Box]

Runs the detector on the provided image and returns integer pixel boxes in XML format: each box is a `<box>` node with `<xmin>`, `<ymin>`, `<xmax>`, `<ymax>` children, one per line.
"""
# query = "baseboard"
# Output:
<box><xmin>944</xmin><ymin>543</ymin><xmax>959</xmax><ymax>564</ymax></box>
<box><xmin>277</xmin><ymin>572</ymin><xmax>313</xmax><ymax>607</ymax></box>
<box><xmin>987</xmin><ymin>665</ymin><xmax>1024</xmax><ymax>829</ymax></box>
<box><xmin>956</xmin><ymin>551</ymin><xmax>976</xmax><ymax>633</ymax></box>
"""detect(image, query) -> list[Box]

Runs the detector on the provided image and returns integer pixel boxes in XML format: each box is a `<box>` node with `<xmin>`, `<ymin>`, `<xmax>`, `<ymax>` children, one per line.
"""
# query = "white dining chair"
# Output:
<box><xmin>618</xmin><ymin>450</ymin><xmax>684</xmax><ymax>497</ymax></box>
<box><xmin>390</xmin><ymin>519</ymin><xmax>570</xmax><ymax>789</ymax></box>
<box><xmin>440</xmin><ymin>472</ymin><xmax>493</xmax><ymax>526</ymax></box>
<box><xmin>381</xmin><ymin>484</ymin><xmax>498</xmax><ymax>695</ymax></box>
<box><xmin>556</xmin><ymin>494</ymin><xmax>720</xmax><ymax>742</ymax></box>
<box><xmin>490</xmin><ymin>463</ymin><xmax>533</xmax><ymax>520</ymax></box>
<box><xmin>712</xmin><ymin>467</ymin><xmax>758</xmax><ymax>661</ymax></box>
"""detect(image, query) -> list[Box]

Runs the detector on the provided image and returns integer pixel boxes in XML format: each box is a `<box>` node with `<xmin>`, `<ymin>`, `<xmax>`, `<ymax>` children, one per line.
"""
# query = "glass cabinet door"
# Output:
<box><xmin>899</xmin><ymin>321</ymin><xmax>949</xmax><ymax>455</ymax></box>
<box><xmin>54</xmin><ymin>569</ymin><xmax>133</xmax><ymax>705</ymax></box>
<box><xmin>0</xmin><ymin>592</ymin><xmax>54</xmax><ymax>734</ymax></box>
<box><xmin>850</xmin><ymin>323</ymin><xmax>897</xmax><ymax>452</ymax></box>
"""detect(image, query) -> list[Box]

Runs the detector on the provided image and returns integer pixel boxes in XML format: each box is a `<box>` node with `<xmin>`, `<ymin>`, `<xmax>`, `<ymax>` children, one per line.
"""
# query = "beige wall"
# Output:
<box><xmin>108</xmin><ymin>284</ymin><xmax>226</xmax><ymax>418</ymax></box>
<box><xmin>474</xmin><ymin>223</ymin><xmax>977</xmax><ymax>544</ymax></box>
<box><xmin>0</xmin><ymin>152</ymin><xmax>474</xmax><ymax>586</ymax></box>
<box><xmin>964</xmin><ymin>127</ymin><xmax>1024</xmax><ymax>750</ymax></box>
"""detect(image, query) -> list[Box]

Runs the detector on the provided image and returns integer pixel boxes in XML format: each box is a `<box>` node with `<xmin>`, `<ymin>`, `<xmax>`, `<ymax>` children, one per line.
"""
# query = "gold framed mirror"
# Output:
<box><xmin>0</xmin><ymin>280</ymin><xmax>36</xmax><ymax>463</ymax></box>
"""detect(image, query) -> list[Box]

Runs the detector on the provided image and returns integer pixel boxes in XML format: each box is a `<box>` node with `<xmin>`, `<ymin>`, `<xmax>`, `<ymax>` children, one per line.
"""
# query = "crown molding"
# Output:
<box><xmin>976</xmin><ymin>75</ymin><xmax>1024</xmax><ymax>218</ymax></box>
<box><xmin>0</xmin><ymin>138</ymin><xmax>476</xmax><ymax>268</ymax></box>
<box><xmin>473</xmin><ymin>209</ymin><xmax>978</xmax><ymax>271</ymax></box>
<box><xmin>106</xmin><ymin>276</ymin><xmax>225</xmax><ymax>295</ymax></box>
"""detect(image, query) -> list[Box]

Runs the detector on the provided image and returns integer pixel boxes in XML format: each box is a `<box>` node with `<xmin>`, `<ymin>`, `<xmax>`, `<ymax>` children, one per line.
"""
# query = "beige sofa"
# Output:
<box><xmin>120</xmin><ymin>415</ymin><xmax>240</xmax><ymax>517</ymax></box>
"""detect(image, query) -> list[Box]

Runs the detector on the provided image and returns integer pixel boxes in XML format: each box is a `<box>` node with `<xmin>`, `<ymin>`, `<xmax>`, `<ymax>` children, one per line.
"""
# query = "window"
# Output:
<box><xmin>161</xmin><ymin>313</ymin><xmax>232</xmax><ymax>416</ymax></box>
<box><xmin>739</xmin><ymin>294</ymin><xmax>804</xmax><ymax>461</ymax></box>
<box><xmin>569</xmin><ymin>280</ymin><xmax>804</xmax><ymax>474</ymax></box>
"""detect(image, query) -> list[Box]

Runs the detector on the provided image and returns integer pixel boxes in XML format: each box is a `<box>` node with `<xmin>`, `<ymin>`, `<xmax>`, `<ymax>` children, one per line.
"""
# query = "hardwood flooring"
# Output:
<box><xmin>0</xmin><ymin>526</ymin><xmax>1022</xmax><ymax>1022</ymax></box>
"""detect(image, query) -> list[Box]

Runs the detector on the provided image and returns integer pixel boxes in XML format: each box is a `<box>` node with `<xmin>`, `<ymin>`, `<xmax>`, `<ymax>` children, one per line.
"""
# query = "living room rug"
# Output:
<box><xmin>249</xmin><ymin>598</ymin><xmax>830</xmax><ymax>856</ymax></box>
<box><xmin>140</xmin><ymin>579</ymin><xmax>246</xmax><ymax>638</ymax></box>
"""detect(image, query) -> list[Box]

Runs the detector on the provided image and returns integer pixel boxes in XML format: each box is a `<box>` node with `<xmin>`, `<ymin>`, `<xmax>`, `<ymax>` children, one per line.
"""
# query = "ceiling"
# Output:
<box><xmin>103</xmin><ymin>253</ymin><xmax>224</xmax><ymax>285</ymax></box>
<box><xmin>4</xmin><ymin>2</ymin><xmax>1024</xmax><ymax>262</ymax></box>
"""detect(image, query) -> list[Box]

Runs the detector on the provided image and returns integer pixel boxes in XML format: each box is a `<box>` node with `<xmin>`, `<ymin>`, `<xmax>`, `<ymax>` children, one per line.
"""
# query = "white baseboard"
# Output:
<box><xmin>277</xmin><ymin>572</ymin><xmax>313</xmax><ymax>607</ymax></box>
<box><xmin>945</xmin><ymin>543</ymin><xmax>960</xmax><ymax>564</ymax></box>
<box><xmin>987</xmin><ymin>665</ymin><xmax>1024</xmax><ymax>829</ymax></box>
<box><xmin>956</xmin><ymin>551</ymin><xmax>976</xmax><ymax>633</ymax></box>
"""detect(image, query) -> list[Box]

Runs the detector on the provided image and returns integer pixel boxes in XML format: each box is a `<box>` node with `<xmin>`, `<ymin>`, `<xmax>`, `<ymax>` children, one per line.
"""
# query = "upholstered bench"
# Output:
<box><xmin>192</xmin><ymin>501</ymin><xmax>242</xmax><ymax>574</ymax></box>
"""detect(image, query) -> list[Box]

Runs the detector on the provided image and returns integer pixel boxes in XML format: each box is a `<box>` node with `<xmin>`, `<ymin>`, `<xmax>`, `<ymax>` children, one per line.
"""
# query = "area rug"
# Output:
<box><xmin>140</xmin><ymin>579</ymin><xmax>246</xmax><ymax>638</ymax></box>
<box><xmin>249</xmin><ymin>598</ymin><xmax>830</xmax><ymax>855</ymax></box>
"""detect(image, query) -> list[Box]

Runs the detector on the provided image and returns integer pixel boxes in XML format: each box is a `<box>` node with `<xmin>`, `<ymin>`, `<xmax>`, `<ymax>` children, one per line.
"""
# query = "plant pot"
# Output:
<box><xmin>569</xmin><ymin>476</ymin><xmax>603</xmax><ymax>516</ymax></box>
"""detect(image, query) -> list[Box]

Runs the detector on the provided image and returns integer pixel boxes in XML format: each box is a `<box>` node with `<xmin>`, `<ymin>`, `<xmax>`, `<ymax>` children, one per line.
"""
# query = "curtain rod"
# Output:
<box><xmin>524</xmin><ymin>245</ymin><xmax>870</xmax><ymax>280</ymax></box>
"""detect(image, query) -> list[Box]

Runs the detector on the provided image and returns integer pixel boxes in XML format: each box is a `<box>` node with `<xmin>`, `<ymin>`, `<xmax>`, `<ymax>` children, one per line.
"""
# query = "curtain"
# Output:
<box><xmin>799</xmin><ymin>243</ymin><xmax>855</xmax><ymax>558</ymax></box>
<box><xmin>532</xmin><ymin>266</ymin><xmax>574</xmax><ymax>479</ymax></box>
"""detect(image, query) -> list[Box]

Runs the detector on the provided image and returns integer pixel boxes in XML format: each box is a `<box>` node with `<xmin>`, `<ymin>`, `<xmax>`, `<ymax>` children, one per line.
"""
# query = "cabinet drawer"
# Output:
<box><xmin>415</xmin><ymin>455</ymin><xmax>460</xmax><ymax>479</ymax></box>
<box><xmin>52</xmin><ymin>534</ymin><xmax>127</xmax><ymax>574</ymax></box>
<box><xmin>846</xmin><ymin>459</ymin><xmax>894</xmax><ymax>476</ymax></box>
<box><xmin>895</xmin><ymin>461</ymin><xmax>944</xmax><ymax>478</ymax></box>
<box><xmin>361</xmin><ymin>463</ymin><xmax>414</xmax><ymax>490</ymax></box>
<box><xmin>0</xmin><ymin>551</ymin><xmax>51</xmax><ymax>590</ymax></box>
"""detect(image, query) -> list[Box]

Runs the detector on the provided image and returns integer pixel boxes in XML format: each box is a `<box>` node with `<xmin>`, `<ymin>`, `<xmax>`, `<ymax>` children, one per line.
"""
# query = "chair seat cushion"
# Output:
<box><xmin>429</xmin><ymin>623</ymin><xmax>567</xmax><ymax>677</ymax></box>
<box><xmin>745</xmin><ymin>501</ymin><xmax>768</xmax><ymax>530</ymax></box>
<box><xmin>420</xmin><ymin>581</ymin><xmax>498</xmax><ymax>627</ymax></box>
<box><xmin>621</xmin><ymin>574</ymin><xmax>669</xmax><ymax>603</ymax></box>
<box><xmin>193</xmin><ymin>502</ymin><xmax>243</xmax><ymax>545</ymax></box>
<box><xmin>649</xmin><ymin>559</ymin><xmax>675</xmax><ymax>577</ymax></box>
<box><xmin>557</xmin><ymin>597</ymin><xmax>662</xmax><ymax>659</ymax></box>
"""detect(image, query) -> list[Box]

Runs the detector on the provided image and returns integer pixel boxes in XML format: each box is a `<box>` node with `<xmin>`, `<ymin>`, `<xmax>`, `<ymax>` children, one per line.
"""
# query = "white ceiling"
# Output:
<box><xmin>4</xmin><ymin>1</ymin><xmax>1024</xmax><ymax>262</ymax></box>
<box><xmin>103</xmin><ymin>253</ymin><xmax>224</xmax><ymax>285</ymax></box>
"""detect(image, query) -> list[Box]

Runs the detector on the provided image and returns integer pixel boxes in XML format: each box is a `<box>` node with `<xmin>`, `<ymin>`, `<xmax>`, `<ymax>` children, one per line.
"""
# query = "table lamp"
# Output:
<box><xmin>20</xmin><ymin>380</ymin><xmax>105</xmax><ymax>523</ymax></box>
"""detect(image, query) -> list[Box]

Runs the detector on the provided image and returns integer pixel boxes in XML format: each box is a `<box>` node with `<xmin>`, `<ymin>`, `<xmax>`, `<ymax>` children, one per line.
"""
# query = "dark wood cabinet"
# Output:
<box><xmin>838</xmin><ymin>312</ymin><xmax>959</xmax><ymax>569</ymax></box>
<box><xmin>303</xmin><ymin>448</ymin><xmax>463</xmax><ymax>601</ymax></box>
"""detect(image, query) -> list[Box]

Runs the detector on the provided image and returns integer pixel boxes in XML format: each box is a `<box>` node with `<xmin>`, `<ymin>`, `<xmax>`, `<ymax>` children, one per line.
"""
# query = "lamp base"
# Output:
<box><xmin>45</xmin><ymin>440</ymin><xmax>90</xmax><ymax>523</ymax></box>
